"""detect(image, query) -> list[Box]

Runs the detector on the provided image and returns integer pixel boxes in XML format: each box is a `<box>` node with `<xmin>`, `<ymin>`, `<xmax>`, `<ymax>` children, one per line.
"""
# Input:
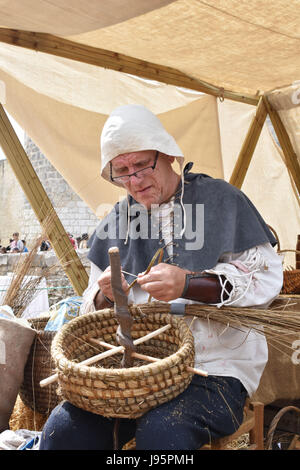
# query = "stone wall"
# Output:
<box><xmin>0</xmin><ymin>136</ymin><xmax>99</xmax><ymax>310</ymax></box>
<box><xmin>0</xmin><ymin>135</ymin><xmax>99</xmax><ymax>247</ymax></box>
<box><xmin>0</xmin><ymin>159</ymin><xmax>25</xmax><ymax>245</ymax></box>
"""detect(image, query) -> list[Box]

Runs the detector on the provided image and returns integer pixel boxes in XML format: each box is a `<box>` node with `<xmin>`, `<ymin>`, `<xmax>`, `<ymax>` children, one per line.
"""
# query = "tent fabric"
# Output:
<box><xmin>267</xmin><ymin>83</ymin><xmax>300</xmax><ymax>167</ymax></box>
<box><xmin>0</xmin><ymin>62</ymin><xmax>223</xmax><ymax>211</ymax></box>
<box><xmin>0</xmin><ymin>0</ymin><xmax>299</xmax><ymax>95</ymax></box>
<box><xmin>253</xmin><ymin>334</ymin><xmax>300</xmax><ymax>406</ymax></box>
<box><xmin>252</xmin><ymin>298</ymin><xmax>300</xmax><ymax>406</ymax></box>
<box><xmin>66</xmin><ymin>0</ymin><xmax>300</xmax><ymax>96</ymax></box>
<box><xmin>0</xmin><ymin>0</ymin><xmax>175</xmax><ymax>35</ymax></box>
<box><xmin>0</xmin><ymin>42</ymin><xmax>205</xmax><ymax>115</ymax></box>
<box><xmin>218</xmin><ymin>99</ymin><xmax>300</xmax><ymax>268</ymax></box>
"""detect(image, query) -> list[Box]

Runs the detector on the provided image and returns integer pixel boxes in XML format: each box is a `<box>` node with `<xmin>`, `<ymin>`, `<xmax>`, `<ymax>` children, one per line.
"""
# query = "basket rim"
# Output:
<box><xmin>51</xmin><ymin>305</ymin><xmax>194</xmax><ymax>379</ymax></box>
<box><xmin>27</xmin><ymin>314</ymin><xmax>51</xmax><ymax>329</ymax></box>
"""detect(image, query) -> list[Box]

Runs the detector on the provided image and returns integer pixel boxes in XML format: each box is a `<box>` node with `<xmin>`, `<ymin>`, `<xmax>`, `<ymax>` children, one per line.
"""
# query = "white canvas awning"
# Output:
<box><xmin>0</xmin><ymin>0</ymin><xmax>299</xmax><ymax>94</ymax></box>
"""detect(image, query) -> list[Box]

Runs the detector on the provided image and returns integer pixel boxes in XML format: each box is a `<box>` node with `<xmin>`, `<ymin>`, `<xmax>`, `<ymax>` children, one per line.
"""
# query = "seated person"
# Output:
<box><xmin>10</xmin><ymin>232</ymin><xmax>23</xmax><ymax>252</ymax></box>
<box><xmin>40</xmin><ymin>104</ymin><xmax>283</xmax><ymax>451</ymax></box>
<box><xmin>22</xmin><ymin>240</ymin><xmax>29</xmax><ymax>252</ymax></box>
<box><xmin>79</xmin><ymin>233</ymin><xmax>89</xmax><ymax>249</ymax></box>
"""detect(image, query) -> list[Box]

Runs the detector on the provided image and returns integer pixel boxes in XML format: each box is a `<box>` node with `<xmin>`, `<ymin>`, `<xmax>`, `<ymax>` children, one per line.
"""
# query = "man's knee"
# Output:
<box><xmin>135</xmin><ymin>405</ymin><xmax>198</xmax><ymax>450</ymax></box>
<box><xmin>39</xmin><ymin>401</ymin><xmax>114</xmax><ymax>450</ymax></box>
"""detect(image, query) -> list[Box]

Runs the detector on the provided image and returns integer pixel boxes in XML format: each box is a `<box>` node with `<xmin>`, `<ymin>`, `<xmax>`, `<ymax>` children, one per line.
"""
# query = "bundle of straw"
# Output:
<box><xmin>3</xmin><ymin>234</ymin><xmax>47</xmax><ymax>317</ymax></box>
<box><xmin>9</xmin><ymin>395</ymin><xmax>48</xmax><ymax>432</ymax></box>
<box><xmin>128</xmin><ymin>299</ymin><xmax>300</xmax><ymax>356</ymax></box>
<box><xmin>184</xmin><ymin>302</ymin><xmax>299</xmax><ymax>331</ymax></box>
<box><xmin>183</xmin><ymin>300</ymin><xmax>300</xmax><ymax>355</ymax></box>
<box><xmin>2</xmin><ymin>211</ymin><xmax>75</xmax><ymax>317</ymax></box>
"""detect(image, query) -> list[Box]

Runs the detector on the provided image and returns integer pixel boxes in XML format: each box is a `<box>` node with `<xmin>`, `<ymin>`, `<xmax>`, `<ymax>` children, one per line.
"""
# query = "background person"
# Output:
<box><xmin>22</xmin><ymin>240</ymin><xmax>28</xmax><ymax>253</ymax></box>
<box><xmin>10</xmin><ymin>232</ymin><xmax>24</xmax><ymax>252</ymax></box>
<box><xmin>79</xmin><ymin>233</ymin><xmax>89</xmax><ymax>249</ymax></box>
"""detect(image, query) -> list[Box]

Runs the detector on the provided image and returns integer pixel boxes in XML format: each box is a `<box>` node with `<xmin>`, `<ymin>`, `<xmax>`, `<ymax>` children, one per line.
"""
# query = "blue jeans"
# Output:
<box><xmin>39</xmin><ymin>375</ymin><xmax>247</xmax><ymax>450</ymax></box>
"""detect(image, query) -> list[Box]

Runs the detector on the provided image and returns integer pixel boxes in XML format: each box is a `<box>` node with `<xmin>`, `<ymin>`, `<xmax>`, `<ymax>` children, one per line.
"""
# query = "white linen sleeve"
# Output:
<box><xmin>204</xmin><ymin>243</ymin><xmax>284</xmax><ymax>308</ymax></box>
<box><xmin>79</xmin><ymin>262</ymin><xmax>103</xmax><ymax>315</ymax></box>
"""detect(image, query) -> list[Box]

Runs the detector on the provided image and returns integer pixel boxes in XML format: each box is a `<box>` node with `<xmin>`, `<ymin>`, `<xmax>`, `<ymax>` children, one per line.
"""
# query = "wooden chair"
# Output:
<box><xmin>200</xmin><ymin>400</ymin><xmax>265</xmax><ymax>450</ymax></box>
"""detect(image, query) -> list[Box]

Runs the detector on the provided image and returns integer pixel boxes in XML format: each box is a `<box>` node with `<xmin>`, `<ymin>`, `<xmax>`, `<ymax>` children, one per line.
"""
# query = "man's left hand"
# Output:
<box><xmin>137</xmin><ymin>263</ymin><xmax>190</xmax><ymax>302</ymax></box>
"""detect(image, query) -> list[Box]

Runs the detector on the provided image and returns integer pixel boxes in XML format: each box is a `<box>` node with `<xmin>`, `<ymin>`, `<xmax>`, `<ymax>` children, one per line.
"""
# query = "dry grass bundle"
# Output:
<box><xmin>226</xmin><ymin>433</ymin><xmax>250</xmax><ymax>450</ymax></box>
<box><xmin>127</xmin><ymin>299</ymin><xmax>300</xmax><ymax>356</ymax></box>
<box><xmin>2</xmin><ymin>210</ymin><xmax>76</xmax><ymax>317</ymax></box>
<box><xmin>182</xmin><ymin>299</ymin><xmax>300</xmax><ymax>355</ymax></box>
<box><xmin>3</xmin><ymin>257</ymin><xmax>74</xmax><ymax>318</ymax></box>
<box><xmin>3</xmin><ymin>235</ymin><xmax>47</xmax><ymax>317</ymax></box>
<box><xmin>9</xmin><ymin>395</ymin><xmax>48</xmax><ymax>432</ymax></box>
<box><xmin>184</xmin><ymin>301</ymin><xmax>299</xmax><ymax>333</ymax></box>
<box><xmin>122</xmin><ymin>432</ymin><xmax>251</xmax><ymax>451</ymax></box>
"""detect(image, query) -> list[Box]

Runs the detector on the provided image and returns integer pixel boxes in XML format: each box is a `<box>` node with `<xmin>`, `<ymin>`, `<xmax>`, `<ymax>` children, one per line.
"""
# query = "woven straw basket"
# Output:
<box><xmin>51</xmin><ymin>304</ymin><xmax>195</xmax><ymax>419</ymax></box>
<box><xmin>282</xmin><ymin>268</ymin><xmax>300</xmax><ymax>295</ymax></box>
<box><xmin>19</xmin><ymin>315</ymin><xmax>61</xmax><ymax>414</ymax></box>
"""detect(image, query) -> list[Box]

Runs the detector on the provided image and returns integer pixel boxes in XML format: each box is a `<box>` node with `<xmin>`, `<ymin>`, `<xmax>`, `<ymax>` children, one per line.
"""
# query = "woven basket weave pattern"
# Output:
<box><xmin>19</xmin><ymin>315</ymin><xmax>60</xmax><ymax>414</ymax></box>
<box><xmin>282</xmin><ymin>269</ymin><xmax>300</xmax><ymax>295</ymax></box>
<box><xmin>51</xmin><ymin>306</ymin><xmax>195</xmax><ymax>418</ymax></box>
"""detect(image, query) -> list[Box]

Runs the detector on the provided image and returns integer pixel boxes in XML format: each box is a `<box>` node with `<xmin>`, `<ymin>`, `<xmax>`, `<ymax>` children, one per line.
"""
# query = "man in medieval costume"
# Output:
<box><xmin>40</xmin><ymin>105</ymin><xmax>283</xmax><ymax>450</ymax></box>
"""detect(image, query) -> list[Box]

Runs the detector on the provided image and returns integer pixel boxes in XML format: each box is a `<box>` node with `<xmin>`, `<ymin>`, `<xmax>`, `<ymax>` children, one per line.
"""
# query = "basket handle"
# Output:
<box><xmin>267</xmin><ymin>224</ymin><xmax>281</xmax><ymax>251</ymax></box>
<box><xmin>267</xmin><ymin>225</ymin><xmax>300</xmax><ymax>259</ymax></box>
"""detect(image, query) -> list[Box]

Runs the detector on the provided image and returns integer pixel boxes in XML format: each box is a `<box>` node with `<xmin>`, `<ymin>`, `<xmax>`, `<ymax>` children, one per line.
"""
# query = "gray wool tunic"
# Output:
<box><xmin>88</xmin><ymin>164</ymin><xmax>277</xmax><ymax>280</ymax></box>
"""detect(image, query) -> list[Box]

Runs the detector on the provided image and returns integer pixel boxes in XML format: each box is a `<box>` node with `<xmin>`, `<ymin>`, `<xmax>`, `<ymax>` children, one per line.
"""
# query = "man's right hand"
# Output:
<box><xmin>97</xmin><ymin>266</ymin><xmax>130</xmax><ymax>302</ymax></box>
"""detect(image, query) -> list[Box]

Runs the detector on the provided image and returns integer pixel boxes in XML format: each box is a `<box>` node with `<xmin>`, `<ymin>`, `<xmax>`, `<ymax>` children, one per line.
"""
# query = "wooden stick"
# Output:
<box><xmin>40</xmin><ymin>324</ymin><xmax>172</xmax><ymax>388</ymax></box>
<box><xmin>0</xmin><ymin>104</ymin><xmax>88</xmax><ymax>296</ymax></box>
<box><xmin>263</xmin><ymin>95</ymin><xmax>300</xmax><ymax>196</ymax></box>
<box><xmin>230</xmin><ymin>96</ymin><xmax>267</xmax><ymax>188</ymax></box>
<box><xmin>109</xmin><ymin>246</ymin><xmax>134</xmax><ymax>368</ymax></box>
<box><xmin>89</xmin><ymin>338</ymin><xmax>208</xmax><ymax>377</ymax></box>
<box><xmin>0</xmin><ymin>28</ymin><xmax>259</xmax><ymax>106</ymax></box>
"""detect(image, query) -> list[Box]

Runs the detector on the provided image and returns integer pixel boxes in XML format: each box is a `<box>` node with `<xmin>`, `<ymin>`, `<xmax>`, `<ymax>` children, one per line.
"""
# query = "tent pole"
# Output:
<box><xmin>229</xmin><ymin>96</ymin><xmax>267</xmax><ymax>188</ymax></box>
<box><xmin>0</xmin><ymin>104</ymin><xmax>89</xmax><ymax>296</ymax></box>
<box><xmin>263</xmin><ymin>96</ymin><xmax>300</xmax><ymax>196</ymax></box>
<box><xmin>0</xmin><ymin>28</ymin><xmax>259</xmax><ymax>107</ymax></box>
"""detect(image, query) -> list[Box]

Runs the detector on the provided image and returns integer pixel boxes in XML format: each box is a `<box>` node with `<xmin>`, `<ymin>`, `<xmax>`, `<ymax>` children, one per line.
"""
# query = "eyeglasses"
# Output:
<box><xmin>110</xmin><ymin>151</ymin><xmax>159</xmax><ymax>184</ymax></box>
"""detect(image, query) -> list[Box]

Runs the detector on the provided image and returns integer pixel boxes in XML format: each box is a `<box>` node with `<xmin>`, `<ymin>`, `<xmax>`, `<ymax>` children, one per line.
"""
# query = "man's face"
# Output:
<box><xmin>111</xmin><ymin>150</ymin><xmax>179</xmax><ymax>209</ymax></box>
